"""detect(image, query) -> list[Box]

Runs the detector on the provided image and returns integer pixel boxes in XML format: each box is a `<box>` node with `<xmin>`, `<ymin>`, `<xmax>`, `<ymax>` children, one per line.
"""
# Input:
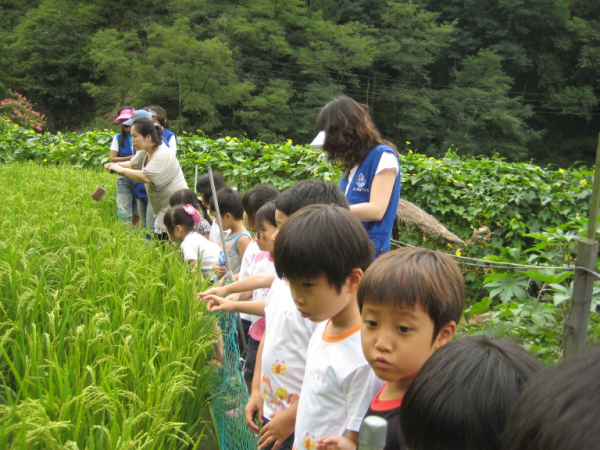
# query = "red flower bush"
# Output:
<box><xmin>0</xmin><ymin>90</ymin><xmax>46</xmax><ymax>131</ymax></box>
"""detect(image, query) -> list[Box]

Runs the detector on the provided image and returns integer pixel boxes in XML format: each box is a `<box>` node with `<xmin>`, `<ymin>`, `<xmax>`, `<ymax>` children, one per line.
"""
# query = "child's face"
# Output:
<box><xmin>360</xmin><ymin>303</ymin><xmax>454</xmax><ymax>387</ymax></box>
<box><xmin>270</xmin><ymin>209</ymin><xmax>289</xmax><ymax>242</ymax></box>
<box><xmin>288</xmin><ymin>272</ymin><xmax>360</xmax><ymax>323</ymax></box>
<box><xmin>257</xmin><ymin>219</ymin><xmax>276</xmax><ymax>252</ymax></box>
<box><xmin>168</xmin><ymin>225</ymin><xmax>187</xmax><ymax>244</ymax></box>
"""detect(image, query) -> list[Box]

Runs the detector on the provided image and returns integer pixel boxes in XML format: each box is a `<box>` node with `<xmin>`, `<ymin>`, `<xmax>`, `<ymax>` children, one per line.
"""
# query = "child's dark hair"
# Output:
<box><xmin>502</xmin><ymin>348</ymin><xmax>600</xmax><ymax>450</ymax></box>
<box><xmin>132</xmin><ymin>118</ymin><xmax>161</xmax><ymax>148</ymax></box>
<box><xmin>275</xmin><ymin>179</ymin><xmax>348</xmax><ymax>217</ymax></box>
<box><xmin>210</xmin><ymin>187</ymin><xmax>244</xmax><ymax>220</ymax></box>
<box><xmin>163</xmin><ymin>205</ymin><xmax>195</xmax><ymax>235</ymax></box>
<box><xmin>256</xmin><ymin>201</ymin><xmax>277</xmax><ymax>230</ymax></box>
<box><xmin>400</xmin><ymin>336</ymin><xmax>543</xmax><ymax>450</ymax></box>
<box><xmin>196</xmin><ymin>172</ymin><xmax>227</xmax><ymax>207</ymax></box>
<box><xmin>170</xmin><ymin>189</ymin><xmax>200</xmax><ymax>209</ymax></box>
<box><xmin>358</xmin><ymin>248</ymin><xmax>465</xmax><ymax>341</ymax></box>
<box><xmin>242</xmin><ymin>184</ymin><xmax>279</xmax><ymax>229</ymax></box>
<box><xmin>274</xmin><ymin>204</ymin><xmax>373</xmax><ymax>292</ymax></box>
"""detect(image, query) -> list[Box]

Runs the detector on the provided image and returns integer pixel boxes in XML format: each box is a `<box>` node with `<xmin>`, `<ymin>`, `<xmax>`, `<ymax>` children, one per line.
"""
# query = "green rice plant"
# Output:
<box><xmin>0</xmin><ymin>163</ymin><xmax>221</xmax><ymax>449</ymax></box>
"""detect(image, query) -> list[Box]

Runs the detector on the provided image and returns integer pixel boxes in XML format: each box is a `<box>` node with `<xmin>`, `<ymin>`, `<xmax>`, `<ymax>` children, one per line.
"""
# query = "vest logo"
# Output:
<box><xmin>356</xmin><ymin>173</ymin><xmax>367</xmax><ymax>188</ymax></box>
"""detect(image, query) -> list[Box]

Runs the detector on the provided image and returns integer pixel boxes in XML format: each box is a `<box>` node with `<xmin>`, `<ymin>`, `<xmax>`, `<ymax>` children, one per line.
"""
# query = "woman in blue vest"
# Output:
<box><xmin>312</xmin><ymin>96</ymin><xmax>401</xmax><ymax>257</ymax></box>
<box><xmin>111</xmin><ymin>107</ymin><xmax>141</xmax><ymax>227</ymax></box>
<box><xmin>144</xmin><ymin>105</ymin><xmax>177</xmax><ymax>154</ymax></box>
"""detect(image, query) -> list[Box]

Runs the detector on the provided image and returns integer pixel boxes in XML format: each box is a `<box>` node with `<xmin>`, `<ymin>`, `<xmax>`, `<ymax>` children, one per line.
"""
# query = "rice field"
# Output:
<box><xmin>0</xmin><ymin>163</ymin><xmax>220</xmax><ymax>449</ymax></box>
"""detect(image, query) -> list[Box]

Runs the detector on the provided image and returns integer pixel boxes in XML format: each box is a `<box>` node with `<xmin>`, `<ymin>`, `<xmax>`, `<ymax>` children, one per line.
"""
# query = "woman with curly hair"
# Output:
<box><xmin>312</xmin><ymin>96</ymin><xmax>401</xmax><ymax>257</ymax></box>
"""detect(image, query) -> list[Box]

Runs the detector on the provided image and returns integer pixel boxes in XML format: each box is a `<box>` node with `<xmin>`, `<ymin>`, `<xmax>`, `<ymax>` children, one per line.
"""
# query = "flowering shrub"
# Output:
<box><xmin>0</xmin><ymin>90</ymin><xmax>46</xmax><ymax>131</ymax></box>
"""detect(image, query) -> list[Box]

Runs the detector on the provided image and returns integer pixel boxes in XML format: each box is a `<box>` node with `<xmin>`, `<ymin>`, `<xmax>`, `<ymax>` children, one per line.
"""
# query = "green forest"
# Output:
<box><xmin>1</xmin><ymin>0</ymin><xmax>599</xmax><ymax>166</ymax></box>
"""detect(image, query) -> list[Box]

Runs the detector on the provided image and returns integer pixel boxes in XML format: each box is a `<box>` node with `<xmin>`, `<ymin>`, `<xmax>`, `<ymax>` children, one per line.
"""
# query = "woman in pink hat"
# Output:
<box><xmin>110</xmin><ymin>106</ymin><xmax>141</xmax><ymax>227</ymax></box>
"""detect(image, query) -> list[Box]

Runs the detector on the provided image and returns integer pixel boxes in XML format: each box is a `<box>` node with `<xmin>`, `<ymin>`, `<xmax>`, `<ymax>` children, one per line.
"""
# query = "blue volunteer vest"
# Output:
<box><xmin>116</xmin><ymin>132</ymin><xmax>134</xmax><ymax>158</ymax></box>
<box><xmin>162</xmin><ymin>129</ymin><xmax>176</xmax><ymax>147</ymax></box>
<box><xmin>338</xmin><ymin>145</ymin><xmax>401</xmax><ymax>256</ymax></box>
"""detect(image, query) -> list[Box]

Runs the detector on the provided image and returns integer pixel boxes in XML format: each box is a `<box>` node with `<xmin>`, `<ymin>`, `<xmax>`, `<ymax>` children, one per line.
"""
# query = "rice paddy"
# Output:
<box><xmin>0</xmin><ymin>163</ymin><xmax>220</xmax><ymax>449</ymax></box>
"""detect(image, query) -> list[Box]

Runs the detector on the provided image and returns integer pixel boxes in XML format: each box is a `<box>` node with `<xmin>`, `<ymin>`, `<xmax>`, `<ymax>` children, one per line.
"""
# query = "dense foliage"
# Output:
<box><xmin>2</xmin><ymin>116</ymin><xmax>600</xmax><ymax>367</ymax></box>
<box><xmin>1</xmin><ymin>0</ymin><xmax>599</xmax><ymax>166</ymax></box>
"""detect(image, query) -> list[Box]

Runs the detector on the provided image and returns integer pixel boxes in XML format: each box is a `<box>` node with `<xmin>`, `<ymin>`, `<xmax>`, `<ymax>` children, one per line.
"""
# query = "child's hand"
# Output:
<box><xmin>212</xmin><ymin>262</ymin><xmax>226</xmax><ymax>277</ymax></box>
<box><xmin>227</xmin><ymin>293</ymin><xmax>241</xmax><ymax>302</ymax></box>
<box><xmin>198</xmin><ymin>286</ymin><xmax>228</xmax><ymax>299</ymax></box>
<box><xmin>244</xmin><ymin>390</ymin><xmax>264</xmax><ymax>434</ymax></box>
<box><xmin>203</xmin><ymin>295</ymin><xmax>235</xmax><ymax>313</ymax></box>
<box><xmin>258</xmin><ymin>408</ymin><xmax>295</xmax><ymax>450</ymax></box>
<box><xmin>315</xmin><ymin>436</ymin><xmax>357</xmax><ymax>450</ymax></box>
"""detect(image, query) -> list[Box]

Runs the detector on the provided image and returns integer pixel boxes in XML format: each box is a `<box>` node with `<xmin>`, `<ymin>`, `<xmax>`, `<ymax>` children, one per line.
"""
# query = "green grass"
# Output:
<box><xmin>0</xmin><ymin>163</ymin><xmax>219</xmax><ymax>449</ymax></box>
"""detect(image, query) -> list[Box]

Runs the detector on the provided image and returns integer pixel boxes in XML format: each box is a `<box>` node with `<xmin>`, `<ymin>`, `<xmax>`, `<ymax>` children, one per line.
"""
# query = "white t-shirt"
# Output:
<box><xmin>209</xmin><ymin>220</ymin><xmax>230</xmax><ymax>247</ymax></box>
<box><xmin>261</xmin><ymin>276</ymin><xmax>318</xmax><ymax>418</ymax></box>
<box><xmin>238</xmin><ymin>242</ymin><xmax>266</xmax><ymax>322</ymax></box>
<box><xmin>293</xmin><ymin>321</ymin><xmax>384</xmax><ymax>449</ymax></box>
<box><xmin>344</xmin><ymin>151</ymin><xmax>400</xmax><ymax>195</ymax></box>
<box><xmin>167</xmin><ymin>135</ymin><xmax>177</xmax><ymax>155</ymax></box>
<box><xmin>180</xmin><ymin>232</ymin><xmax>221</xmax><ymax>277</ymax></box>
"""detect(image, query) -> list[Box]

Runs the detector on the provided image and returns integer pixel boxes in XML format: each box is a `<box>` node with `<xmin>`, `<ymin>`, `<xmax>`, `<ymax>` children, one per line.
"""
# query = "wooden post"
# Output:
<box><xmin>564</xmin><ymin>134</ymin><xmax>600</xmax><ymax>357</ymax></box>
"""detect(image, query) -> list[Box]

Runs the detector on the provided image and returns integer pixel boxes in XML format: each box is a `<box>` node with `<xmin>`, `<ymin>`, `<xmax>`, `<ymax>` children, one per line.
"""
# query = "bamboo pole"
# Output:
<box><xmin>564</xmin><ymin>134</ymin><xmax>600</xmax><ymax>357</ymax></box>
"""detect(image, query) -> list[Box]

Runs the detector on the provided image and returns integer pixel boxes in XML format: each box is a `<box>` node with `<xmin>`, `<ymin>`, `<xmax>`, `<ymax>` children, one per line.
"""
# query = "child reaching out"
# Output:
<box><xmin>273</xmin><ymin>204</ymin><xmax>384</xmax><ymax>450</ymax></box>
<box><xmin>316</xmin><ymin>248</ymin><xmax>465</xmax><ymax>450</ymax></box>
<box><xmin>211</xmin><ymin>187</ymin><xmax>252</xmax><ymax>276</ymax></box>
<box><xmin>163</xmin><ymin>204</ymin><xmax>222</xmax><ymax>280</ymax></box>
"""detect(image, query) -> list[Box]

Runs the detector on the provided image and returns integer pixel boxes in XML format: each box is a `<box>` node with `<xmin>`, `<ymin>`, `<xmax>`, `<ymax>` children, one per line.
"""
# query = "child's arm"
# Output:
<box><xmin>236</xmin><ymin>234</ymin><xmax>252</xmax><ymax>261</ymax></box>
<box><xmin>245</xmin><ymin>334</ymin><xmax>266</xmax><ymax>433</ymax></box>
<box><xmin>315</xmin><ymin>436</ymin><xmax>357</xmax><ymax>450</ymax></box>
<box><xmin>198</xmin><ymin>273</ymin><xmax>276</xmax><ymax>298</ymax></box>
<box><xmin>204</xmin><ymin>295</ymin><xmax>266</xmax><ymax>316</ymax></box>
<box><xmin>258</xmin><ymin>401</ymin><xmax>298</xmax><ymax>450</ymax></box>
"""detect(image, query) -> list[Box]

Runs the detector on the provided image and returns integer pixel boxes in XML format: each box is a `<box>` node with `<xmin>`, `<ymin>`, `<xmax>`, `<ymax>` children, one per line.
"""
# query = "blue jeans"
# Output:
<box><xmin>136</xmin><ymin>197</ymin><xmax>155</xmax><ymax>230</ymax></box>
<box><xmin>116</xmin><ymin>176</ymin><xmax>138</xmax><ymax>221</ymax></box>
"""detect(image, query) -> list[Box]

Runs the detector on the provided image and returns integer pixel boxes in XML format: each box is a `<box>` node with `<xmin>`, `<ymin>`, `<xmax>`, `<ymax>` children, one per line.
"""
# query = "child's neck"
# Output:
<box><xmin>326</xmin><ymin>294</ymin><xmax>361</xmax><ymax>336</ymax></box>
<box><xmin>379</xmin><ymin>379</ymin><xmax>409</xmax><ymax>401</ymax></box>
<box><xmin>228</xmin><ymin>221</ymin><xmax>246</xmax><ymax>235</ymax></box>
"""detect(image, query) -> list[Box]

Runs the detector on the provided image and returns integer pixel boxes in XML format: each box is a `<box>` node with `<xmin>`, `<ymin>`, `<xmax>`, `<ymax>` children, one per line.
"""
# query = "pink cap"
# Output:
<box><xmin>114</xmin><ymin>108</ymin><xmax>135</xmax><ymax>125</ymax></box>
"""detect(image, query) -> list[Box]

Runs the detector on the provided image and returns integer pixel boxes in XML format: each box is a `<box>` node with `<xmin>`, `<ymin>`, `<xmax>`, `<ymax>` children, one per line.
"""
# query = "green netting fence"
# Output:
<box><xmin>212</xmin><ymin>312</ymin><xmax>258</xmax><ymax>450</ymax></box>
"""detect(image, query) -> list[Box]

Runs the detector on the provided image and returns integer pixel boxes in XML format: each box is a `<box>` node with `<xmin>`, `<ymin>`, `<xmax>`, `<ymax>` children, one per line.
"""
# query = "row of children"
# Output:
<box><xmin>161</xmin><ymin>175</ymin><xmax>598</xmax><ymax>450</ymax></box>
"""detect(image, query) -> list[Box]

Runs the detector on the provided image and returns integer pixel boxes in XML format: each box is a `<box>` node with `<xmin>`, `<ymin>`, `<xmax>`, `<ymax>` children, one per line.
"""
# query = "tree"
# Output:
<box><xmin>435</xmin><ymin>50</ymin><xmax>541</xmax><ymax>159</ymax></box>
<box><xmin>7</xmin><ymin>0</ymin><xmax>99</xmax><ymax>128</ymax></box>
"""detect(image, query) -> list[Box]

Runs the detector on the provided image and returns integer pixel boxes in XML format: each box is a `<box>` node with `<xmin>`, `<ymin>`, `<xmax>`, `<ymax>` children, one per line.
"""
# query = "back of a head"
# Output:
<box><xmin>400</xmin><ymin>336</ymin><xmax>543</xmax><ymax>450</ymax></box>
<box><xmin>275</xmin><ymin>179</ymin><xmax>348</xmax><ymax>217</ymax></box>
<box><xmin>274</xmin><ymin>204</ymin><xmax>373</xmax><ymax>290</ymax></box>
<box><xmin>196</xmin><ymin>172</ymin><xmax>227</xmax><ymax>204</ymax></box>
<box><xmin>170</xmin><ymin>189</ymin><xmax>200</xmax><ymax>209</ymax></box>
<box><xmin>502</xmin><ymin>349</ymin><xmax>600</xmax><ymax>450</ymax></box>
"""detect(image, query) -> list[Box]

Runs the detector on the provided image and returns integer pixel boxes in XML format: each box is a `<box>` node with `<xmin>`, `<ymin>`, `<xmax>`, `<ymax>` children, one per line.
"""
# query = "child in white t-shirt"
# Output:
<box><xmin>163</xmin><ymin>204</ymin><xmax>221</xmax><ymax>280</ymax></box>
<box><xmin>272</xmin><ymin>204</ymin><xmax>383</xmax><ymax>450</ymax></box>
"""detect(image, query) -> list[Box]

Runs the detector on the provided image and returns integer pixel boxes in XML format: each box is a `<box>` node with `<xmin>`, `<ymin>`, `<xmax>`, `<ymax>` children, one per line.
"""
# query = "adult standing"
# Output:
<box><xmin>110</xmin><ymin>107</ymin><xmax>140</xmax><ymax>227</ymax></box>
<box><xmin>311</xmin><ymin>96</ymin><xmax>401</xmax><ymax>257</ymax></box>
<box><xmin>104</xmin><ymin>116</ymin><xmax>188</xmax><ymax>239</ymax></box>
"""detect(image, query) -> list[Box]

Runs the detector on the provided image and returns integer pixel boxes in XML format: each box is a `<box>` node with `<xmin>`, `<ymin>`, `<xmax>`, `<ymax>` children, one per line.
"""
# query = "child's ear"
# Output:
<box><xmin>347</xmin><ymin>268</ymin><xmax>364</xmax><ymax>293</ymax></box>
<box><xmin>433</xmin><ymin>321</ymin><xmax>456</xmax><ymax>350</ymax></box>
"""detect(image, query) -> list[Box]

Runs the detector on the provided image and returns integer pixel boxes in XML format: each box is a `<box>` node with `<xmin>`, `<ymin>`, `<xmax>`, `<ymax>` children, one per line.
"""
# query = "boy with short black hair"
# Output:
<box><xmin>210</xmin><ymin>186</ymin><xmax>251</xmax><ymax>275</ymax></box>
<box><xmin>273</xmin><ymin>204</ymin><xmax>383</xmax><ymax>450</ymax></box>
<box><xmin>317</xmin><ymin>248</ymin><xmax>465</xmax><ymax>450</ymax></box>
